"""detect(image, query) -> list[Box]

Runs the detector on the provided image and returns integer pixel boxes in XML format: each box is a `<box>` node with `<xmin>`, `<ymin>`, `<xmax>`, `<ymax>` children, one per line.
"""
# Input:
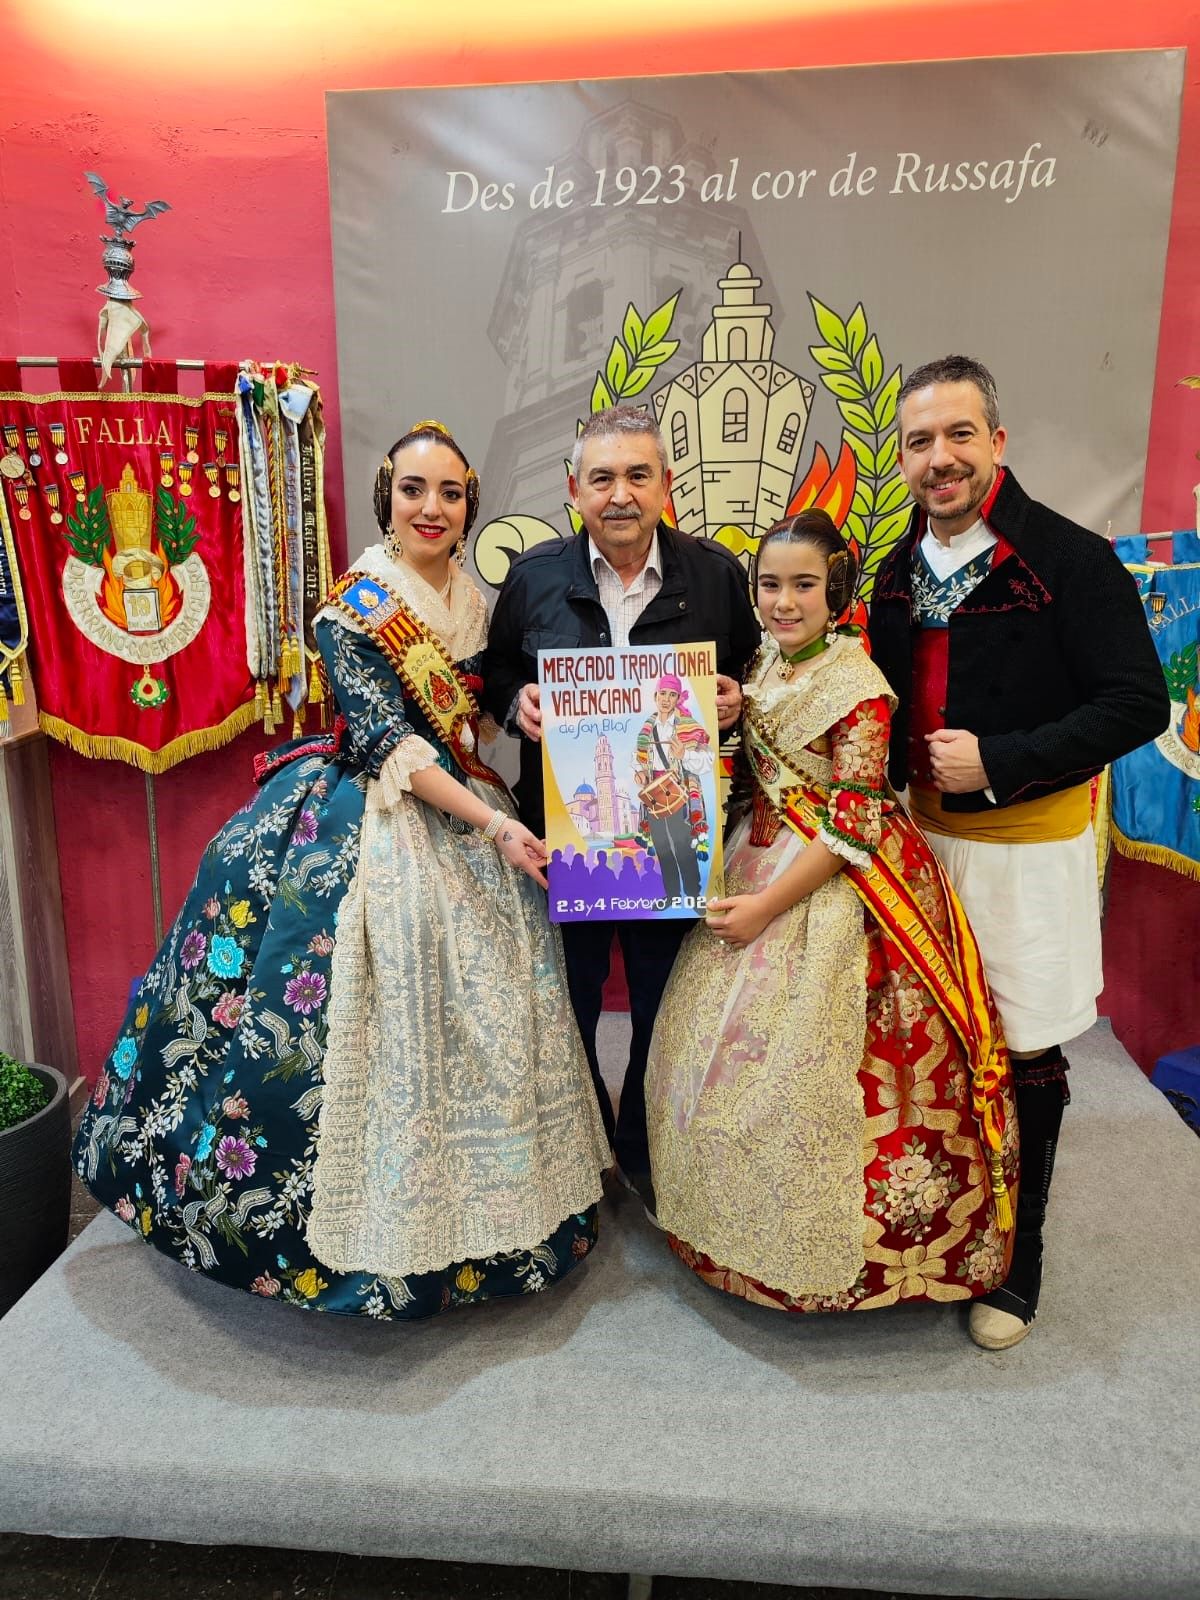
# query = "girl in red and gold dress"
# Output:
<box><xmin>645</xmin><ymin>510</ymin><xmax>1018</xmax><ymax>1317</ymax></box>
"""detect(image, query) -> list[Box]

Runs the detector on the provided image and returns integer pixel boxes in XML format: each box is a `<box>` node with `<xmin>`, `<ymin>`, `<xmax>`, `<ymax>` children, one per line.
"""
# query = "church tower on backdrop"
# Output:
<box><xmin>653</xmin><ymin>257</ymin><xmax>814</xmax><ymax>543</ymax></box>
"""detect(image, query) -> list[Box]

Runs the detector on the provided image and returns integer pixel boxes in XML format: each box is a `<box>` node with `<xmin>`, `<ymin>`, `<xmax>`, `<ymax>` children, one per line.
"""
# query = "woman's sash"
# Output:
<box><xmin>329</xmin><ymin>570</ymin><xmax>506</xmax><ymax>793</ymax></box>
<box><xmin>744</xmin><ymin>714</ymin><xmax>1013</xmax><ymax>1231</ymax></box>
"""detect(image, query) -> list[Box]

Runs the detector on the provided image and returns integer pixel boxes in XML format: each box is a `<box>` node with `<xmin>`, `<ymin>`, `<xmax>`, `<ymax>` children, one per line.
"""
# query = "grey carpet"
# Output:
<box><xmin>0</xmin><ymin>1021</ymin><xmax>1196</xmax><ymax>1599</ymax></box>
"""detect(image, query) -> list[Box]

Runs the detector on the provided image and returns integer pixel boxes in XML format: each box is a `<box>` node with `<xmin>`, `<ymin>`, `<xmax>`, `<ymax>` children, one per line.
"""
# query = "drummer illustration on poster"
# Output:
<box><xmin>539</xmin><ymin>642</ymin><xmax>724</xmax><ymax>922</ymax></box>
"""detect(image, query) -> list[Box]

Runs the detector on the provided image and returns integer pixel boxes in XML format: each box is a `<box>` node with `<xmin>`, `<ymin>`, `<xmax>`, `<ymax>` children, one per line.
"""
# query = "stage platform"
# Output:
<box><xmin>0</xmin><ymin>1020</ymin><xmax>1197</xmax><ymax>1600</ymax></box>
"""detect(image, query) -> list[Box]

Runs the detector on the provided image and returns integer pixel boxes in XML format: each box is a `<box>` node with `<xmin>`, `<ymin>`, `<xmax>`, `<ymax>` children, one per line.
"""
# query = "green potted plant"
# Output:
<box><xmin>0</xmin><ymin>1050</ymin><xmax>70</xmax><ymax>1317</ymax></box>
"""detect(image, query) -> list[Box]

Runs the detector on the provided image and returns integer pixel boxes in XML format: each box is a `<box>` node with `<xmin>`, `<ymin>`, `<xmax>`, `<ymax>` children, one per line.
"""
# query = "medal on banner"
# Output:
<box><xmin>1</xmin><ymin>424</ymin><xmax>24</xmax><ymax>480</ymax></box>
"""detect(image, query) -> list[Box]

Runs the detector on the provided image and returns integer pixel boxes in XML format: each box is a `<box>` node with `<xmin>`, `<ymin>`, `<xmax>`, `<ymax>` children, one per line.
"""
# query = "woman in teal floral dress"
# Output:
<box><xmin>74</xmin><ymin>422</ymin><xmax>610</xmax><ymax>1318</ymax></box>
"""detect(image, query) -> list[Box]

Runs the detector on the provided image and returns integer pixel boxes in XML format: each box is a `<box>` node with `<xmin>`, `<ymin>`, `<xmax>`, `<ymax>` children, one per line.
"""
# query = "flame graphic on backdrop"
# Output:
<box><xmin>787</xmin><ymin>439</ymin><xmax>859</xmax><ymax>525</ymax></box>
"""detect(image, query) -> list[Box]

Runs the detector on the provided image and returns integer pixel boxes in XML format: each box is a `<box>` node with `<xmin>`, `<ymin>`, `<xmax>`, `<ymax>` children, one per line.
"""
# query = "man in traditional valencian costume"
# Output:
<box><xmin>633</xmin><ymin>673</ymin><xmax>714</xmax><ymax>908</ymax></box>
<box><xmin>869</xmin><ymin>356</ymin><xmax>1169</xmax><ymax>1349</ymax></box>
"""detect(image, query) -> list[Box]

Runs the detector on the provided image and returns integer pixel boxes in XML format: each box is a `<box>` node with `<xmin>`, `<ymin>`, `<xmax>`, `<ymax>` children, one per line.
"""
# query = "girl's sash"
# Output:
<box><xmin>329</xmin><ymin>570</ymin><xmax>506</xmax><ymax>793</ymax></box>
<box><xmin>744</xmin><ymin>713</ymin><xmax>1013</xmax><ymax>1230</ymax></box>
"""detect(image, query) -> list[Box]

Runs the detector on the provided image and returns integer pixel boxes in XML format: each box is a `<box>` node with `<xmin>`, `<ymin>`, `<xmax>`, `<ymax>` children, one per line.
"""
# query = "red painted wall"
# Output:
<box><xmin>2</xmin><ymin>1</ymin><xmax>1197</xmax><ymax>1078</ymax></box>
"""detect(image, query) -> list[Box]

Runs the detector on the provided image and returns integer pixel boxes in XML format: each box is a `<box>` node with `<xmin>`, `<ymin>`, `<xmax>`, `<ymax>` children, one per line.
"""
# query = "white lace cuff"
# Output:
<box><xmin>818</xmin><ymin>820</ymin><xmax>873</xmax><ymax>871</ymax></box>
<box><xmin>367</xmin><ymin>735</ymin><xmax>440</xmax><ymax>811</ymax></box>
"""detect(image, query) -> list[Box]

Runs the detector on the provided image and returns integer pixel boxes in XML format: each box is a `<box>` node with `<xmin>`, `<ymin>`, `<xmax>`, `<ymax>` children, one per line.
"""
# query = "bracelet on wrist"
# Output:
<box><xmin>481</xmin><ymin>809</ymin><xmax>506</xmax><ymax>842</ymax></box>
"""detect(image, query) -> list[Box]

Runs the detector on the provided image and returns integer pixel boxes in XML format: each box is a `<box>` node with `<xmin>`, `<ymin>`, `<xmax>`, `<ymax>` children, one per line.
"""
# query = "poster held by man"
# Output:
<box><xmin>539</xmin><ymin>641</ymin><xmax>725</xmax><ymax>921</ymax></box>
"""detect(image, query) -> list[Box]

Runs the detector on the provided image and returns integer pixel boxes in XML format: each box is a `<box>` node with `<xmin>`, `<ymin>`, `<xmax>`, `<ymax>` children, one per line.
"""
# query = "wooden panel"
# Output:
<box><xmin>0</xmin><ymin>731</ymin><xmax>78</xmax><ymax>1081</ymax></box>
<box><xmin>0</xmin><ymin>744</ymin><xmax>33</xmax><ymax>1061</ymax></box>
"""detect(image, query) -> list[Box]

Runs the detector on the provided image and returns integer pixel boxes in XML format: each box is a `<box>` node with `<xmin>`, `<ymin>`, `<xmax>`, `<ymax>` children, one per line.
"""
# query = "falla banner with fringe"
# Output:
<box><xmin>0</xmin><ymin>359</ymin><xmax>331</xmax><ymax>772</ymax></box>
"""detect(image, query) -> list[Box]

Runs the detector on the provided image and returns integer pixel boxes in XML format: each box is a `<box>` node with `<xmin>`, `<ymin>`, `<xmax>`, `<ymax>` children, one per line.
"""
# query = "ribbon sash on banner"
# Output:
<box><xmin>0</xmin><ymin>361</ymin><xmax>256</xmax><ymax>771</ymax></box>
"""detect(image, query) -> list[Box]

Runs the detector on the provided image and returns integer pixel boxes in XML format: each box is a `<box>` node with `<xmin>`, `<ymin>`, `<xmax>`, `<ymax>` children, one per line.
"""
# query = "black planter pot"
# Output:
<box><xmin>0</xmin><ymin>1063</ymin><xmax>71</xmax><ymax>1318</ymax></box>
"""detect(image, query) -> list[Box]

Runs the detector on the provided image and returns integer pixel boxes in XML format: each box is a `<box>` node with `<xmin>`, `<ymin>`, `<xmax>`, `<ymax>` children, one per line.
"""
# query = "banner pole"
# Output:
<box><xmin>15</xmin><ymin>356</ymin><xmax>207</xmax><ymax>370</ymax></box>
<box><xmin>144</xmin><ymin>770</ymin><xmax>164</xmax><ymax>946</ymax></box>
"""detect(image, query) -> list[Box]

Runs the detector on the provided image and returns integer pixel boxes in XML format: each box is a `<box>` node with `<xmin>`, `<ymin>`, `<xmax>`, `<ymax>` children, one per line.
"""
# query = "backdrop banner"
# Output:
<box><xmin>1113</xmin><ymin>532</ymin><xmax>1200</xmax><ymax>881</ymax></box>
<box><xmin>328</xmin><ymin>51</ymin><xmax>1183</xmax><ymax>597</ymax></box>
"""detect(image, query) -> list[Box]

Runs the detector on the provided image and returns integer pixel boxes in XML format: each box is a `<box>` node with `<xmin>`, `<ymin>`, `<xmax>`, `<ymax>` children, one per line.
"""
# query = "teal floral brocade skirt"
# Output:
<box><xmin>72</xmin><ymin>747</ymin><xmax>598</xmax><ymax>1319</ymax></box>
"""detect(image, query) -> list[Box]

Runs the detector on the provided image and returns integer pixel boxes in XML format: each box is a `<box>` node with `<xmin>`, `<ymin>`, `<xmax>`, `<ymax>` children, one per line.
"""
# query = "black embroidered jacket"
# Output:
<box><xmin>867</xmin><ymin>468</ymin><xmax>1170</xmax><ymax>811</ymax></box>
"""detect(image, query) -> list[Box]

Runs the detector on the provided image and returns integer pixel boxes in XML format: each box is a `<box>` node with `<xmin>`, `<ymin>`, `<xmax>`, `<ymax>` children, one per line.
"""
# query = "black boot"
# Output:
<box><xmin>969</xmin><ymin>1050</ymin><xmax>1068</xmax><ymax>1349</ymax></box>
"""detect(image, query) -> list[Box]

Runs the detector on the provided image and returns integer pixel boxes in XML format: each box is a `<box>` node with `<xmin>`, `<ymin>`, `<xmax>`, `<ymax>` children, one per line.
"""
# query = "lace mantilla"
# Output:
<box><xmin>307</xmin><ymin>554</ymin><xmax>609</xmax><ymax>1278</ymax></box>
<box><xmin>646</xmin><ymin>641</ymin><xmax>906</xmax><ymax>1298</ymax></box>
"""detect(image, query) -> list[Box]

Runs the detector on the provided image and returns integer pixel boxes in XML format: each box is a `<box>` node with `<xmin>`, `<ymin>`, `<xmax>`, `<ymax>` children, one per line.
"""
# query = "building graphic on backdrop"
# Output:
<box><xmin>473</xmin><ymin>100</ymin><xmax>910</xmax><ymax>604</ymax></box>
<box><xmin>651</xmin><ymin>260</ymin><xmax>815</xmax><ymax>541</ymax></box>
<box><xmin>476</xmin><ymin>100</ymin><xmax>768</xmax><ymax>552</ymax></box>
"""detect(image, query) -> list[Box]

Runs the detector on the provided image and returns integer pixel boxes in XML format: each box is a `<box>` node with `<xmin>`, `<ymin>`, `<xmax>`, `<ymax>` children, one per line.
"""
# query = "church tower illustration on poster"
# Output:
<box><xmin>594</xmin><ymin>734</ymin><xmax>619</xmax><ymax>835</ymax></box>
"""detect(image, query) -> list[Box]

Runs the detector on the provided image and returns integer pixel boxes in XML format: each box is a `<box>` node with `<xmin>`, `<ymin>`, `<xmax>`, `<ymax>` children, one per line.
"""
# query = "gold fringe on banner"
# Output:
<box><xmin>307</xmin><ymin>657</ymin><xmax>324</xmax><ymax>706</ymax></box>
<box><xmin>8</xmin><ymin>655</ymin><xmax>25</xmax><ymax>705</ymax></box>
<box><xmin>38</xmin><ymin>700</ymin><xmax>260</xmax><ymax>775</ymax></box>
<box><xmin>1111</xmin><ymin>824</ymin><xmax>1200</xmax><ymax>884</ymax></box>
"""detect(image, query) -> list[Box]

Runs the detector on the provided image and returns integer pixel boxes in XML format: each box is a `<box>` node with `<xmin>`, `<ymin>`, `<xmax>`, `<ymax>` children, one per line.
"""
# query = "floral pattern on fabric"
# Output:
<box><xmin>820</xmin><ymin>697</ymin><xmax>890</xmax><ymax>866</ymax></box>
<box><xmin>911</xmin><ymin>546</ymin><xmax>995</xmax><ymax>627</ymax></box>
<box><xmin>73</xmin><ymin>552</ymin><xmax>605</xmax><ymax>1318</ymax></box>
<box><xmin>647</xmin><ymin>638</ymin><xmax>1017</xmax><ymax>1313</ymax></box>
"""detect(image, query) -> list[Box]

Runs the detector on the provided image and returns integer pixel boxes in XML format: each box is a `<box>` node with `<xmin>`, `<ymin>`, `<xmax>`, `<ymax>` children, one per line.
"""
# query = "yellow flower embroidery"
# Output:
<box><xmin>455</xmin><ymin>1264</ymin><xmax>484</xmax><ymax>1293</ymax></box>
<box><xmin>229</xmin><ymin>900</ymin><xmax>256</xmax><ymax>929</ymax></box>
<box><xmin>294</xmin><ymin>1267</ymin><xmax>327</xmax><ymax>1299</ymax></box>
<box><xmin>134</xmin><ymin>1003</ymin><xmax>149</xmax><ymax>1030</ymax></box>
<box><xmin>139</xmin><ymin>1206</ymin><xmax>153</xmax><ymax>1236</ymax></box>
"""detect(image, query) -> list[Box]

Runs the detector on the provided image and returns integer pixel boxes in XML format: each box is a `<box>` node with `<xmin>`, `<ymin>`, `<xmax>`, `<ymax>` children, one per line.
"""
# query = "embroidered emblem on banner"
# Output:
<box><xmin>61</xmin><ymin>465</ymin><xmax>211</xmax><ymax>700</ymax></box>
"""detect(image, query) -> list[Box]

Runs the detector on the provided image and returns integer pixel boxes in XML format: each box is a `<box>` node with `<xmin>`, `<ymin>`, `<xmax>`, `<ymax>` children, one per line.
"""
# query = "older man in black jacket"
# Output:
<box><xmin>484</xmin><ymin>406</ymin><xmax>760</xmax><ymax>1193</ymax></box>
<box><xmin>869</xmin><ymin>355</ymin><xmax>1169</xmax><ymax>1350</ymax></box>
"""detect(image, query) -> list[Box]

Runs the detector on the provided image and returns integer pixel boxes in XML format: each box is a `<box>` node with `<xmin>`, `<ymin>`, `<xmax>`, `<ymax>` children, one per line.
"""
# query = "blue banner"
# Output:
<box><xmin>1112</xmin><ymin>532</ymin><xmax>1200</xmax><ymax>880</ymax></box>
<box><xmin>0</xmin><ymin>479</ymin><xmax>28</xmax><ymax>721</ymax></box>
